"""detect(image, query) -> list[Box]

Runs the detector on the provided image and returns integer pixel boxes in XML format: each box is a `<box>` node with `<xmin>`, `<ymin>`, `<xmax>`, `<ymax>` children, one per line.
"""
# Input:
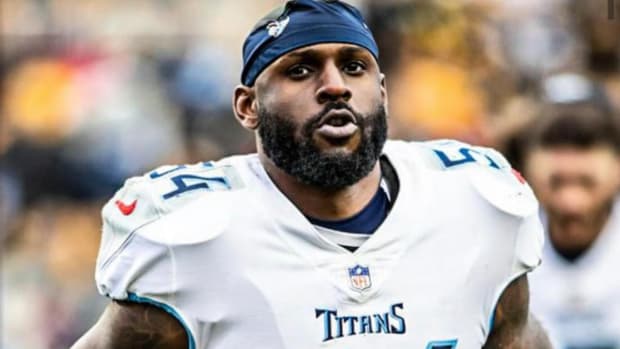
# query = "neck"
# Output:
<box><xmin>259</xmin><ymin>153</ymin><xmax>382</xmax><ymax>220</ymax></box>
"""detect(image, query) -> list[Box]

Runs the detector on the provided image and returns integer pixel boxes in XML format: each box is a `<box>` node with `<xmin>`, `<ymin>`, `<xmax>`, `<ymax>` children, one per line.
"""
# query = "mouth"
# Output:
<box><xmin>315</xmin><ymin>109</ymin><xmax>359</xmax><ymax>139</ymax></box>
<box><xmin>318</xmin><ymin>109</ymin><xmax>357</xmax><ymax>127</ymax></box>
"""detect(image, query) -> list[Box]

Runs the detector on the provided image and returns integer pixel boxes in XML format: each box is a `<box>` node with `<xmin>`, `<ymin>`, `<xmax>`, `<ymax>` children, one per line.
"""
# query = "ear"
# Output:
<box><xmin>233</xmin><ymin>85</ymin><xmax>260</xmax><ymax>130</ymax></box>
<box><xmin>614</xmin><ymin>153</ymin><xmax>620</xmax><ymax>191</ymax></box>
<box><xmin>380</xmin><ymin>73</ymin><xmax>389</xmax><ymax>112</ymax></box>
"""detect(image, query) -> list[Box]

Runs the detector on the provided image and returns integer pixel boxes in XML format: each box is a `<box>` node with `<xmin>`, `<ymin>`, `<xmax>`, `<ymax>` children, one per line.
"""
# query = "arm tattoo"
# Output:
<box><xmin>72</xmin><ymin>300</ymin><xmax>188</xmax><ymax>349</ymax></box>
<box><xmin>483</xmin><ymin>275</ymin><xmax>553</xmax><ymax>349</ymax></box>
<box><xmin>108</xmin><ymin>301</ymin><xmax>188</xmax><ymax>348</ymax></box>
<box><xmin>523</xmin><ymin>315</ymin><xmax>553</xmax><ymax>349</ymax></box>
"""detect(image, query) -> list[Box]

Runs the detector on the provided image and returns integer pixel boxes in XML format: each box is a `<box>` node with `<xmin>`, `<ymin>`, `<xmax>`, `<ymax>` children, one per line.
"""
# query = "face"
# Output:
<box><xmin>525</xmin><ymin>146</ymin><xmax>620</xmax><ymax>254</ymax></box>
<box><xmin>242</xmin><ymin>43</ymin><xmax>388</xmax><ymax>189</ymax></box>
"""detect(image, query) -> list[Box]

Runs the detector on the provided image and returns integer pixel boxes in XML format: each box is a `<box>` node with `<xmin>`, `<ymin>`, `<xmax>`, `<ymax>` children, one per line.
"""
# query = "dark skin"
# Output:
<box><xmin>72</xmin><ymin>43</ymin><xmax>552</xmax><ymax>349</ymax></box>
<box><xmin>72</xmin><ymin>301</ymin><xmax>187</xmax><ymax>348</ymax></box>
<box><xmin>235</xmin><ymin>44</ymin><xmax>387</xmax><ymax>220</ymax></box>
<box><xmin>483</xmin><ymin>275</ymin><xmax>553</xmax><ymax>349</ymax></box>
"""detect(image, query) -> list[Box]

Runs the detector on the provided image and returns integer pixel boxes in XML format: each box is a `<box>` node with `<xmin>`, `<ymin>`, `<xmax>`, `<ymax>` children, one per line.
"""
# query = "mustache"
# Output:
<box><xmin>306</xmin><ymin>102</ymin><xmax>362</xmax><ymax>129</ymax></box>
<box><xmin>552</xmin><ymin>213</ymin><xmax>587</xmax><ymax>226</ymax></box>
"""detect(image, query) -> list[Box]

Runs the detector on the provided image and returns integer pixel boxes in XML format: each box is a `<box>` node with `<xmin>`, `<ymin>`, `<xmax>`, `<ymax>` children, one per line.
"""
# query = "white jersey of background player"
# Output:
<box><xmin>530</xmin><ymin>198</ymin><xmax>620</xmax><ymax>348</ymax></box>
<box><xmin>73</xmin><ymin>1</ymin><xmax>552</xmax><ymax>348</ymax></box>
<box><xmin>94</xmin><ymin>140</ymin><xmax>543</xmax><ymax>349</ymax></box>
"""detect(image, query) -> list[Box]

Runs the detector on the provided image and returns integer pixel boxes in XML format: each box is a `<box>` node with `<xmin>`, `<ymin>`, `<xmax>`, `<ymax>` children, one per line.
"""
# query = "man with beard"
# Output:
<box><xmin>73</xmin><ymin>1</ymin><xmax>551</xmax><ymax>348</ymax></box>
<box><xmin>524</xmin><ymin>103</ymin><xmax>620</xmax><ymax>349</ymax></box>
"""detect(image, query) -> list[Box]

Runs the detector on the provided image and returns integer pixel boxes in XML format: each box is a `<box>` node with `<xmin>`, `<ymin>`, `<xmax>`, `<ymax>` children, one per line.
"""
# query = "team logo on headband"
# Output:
<box><xmin>267</xmin><ymin>16</ymin><xmax>290</xmax><ymax>38</ymax></box>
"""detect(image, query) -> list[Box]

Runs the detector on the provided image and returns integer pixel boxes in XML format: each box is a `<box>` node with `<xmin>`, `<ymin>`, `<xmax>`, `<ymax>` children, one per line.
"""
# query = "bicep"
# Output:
<box><xmin>71</xmin><ymin>300</ymin><xmax>188</xmax><ymax>349</ymax></box>
<box><xmin>483</xmin><ymin>274</ymin><xmax>552</xmax><ymax>349</ymax></box>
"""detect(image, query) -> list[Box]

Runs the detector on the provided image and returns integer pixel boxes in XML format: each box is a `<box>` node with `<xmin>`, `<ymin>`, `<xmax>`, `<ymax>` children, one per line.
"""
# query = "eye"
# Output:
<box><xmin>286</xmin><ymin>65</ymin><xmax>313</xmax><ymax>79</ymax></box>
<box><xmin>549</xmin><ymin>175</ymin><xmax>565</xmax><ymax>191</ymax></box>
<box><xmin>343</xmin><ymin>61</ymin><xmax>366</xmax><ymax>75</ymax></box>
<box><xmin>579</xmin><ymin>176</ymin><xmax>596</xmax><ymax>190</ymax></box>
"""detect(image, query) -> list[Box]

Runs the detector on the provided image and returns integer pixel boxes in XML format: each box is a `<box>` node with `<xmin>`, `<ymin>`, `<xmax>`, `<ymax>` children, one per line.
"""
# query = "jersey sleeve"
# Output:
<box><xmin>472</xmin><ymin>147</ymin><xmax>544</xmax><ymax>340</ymax></box>
<box><xmin>410</xmin><ymin>139</ymin><xmax>544</xmax><ymax>338</ymax></box>
<box><xmin>513</xmin><ymin>210</ymin><xmax>544</xmax><ymax>275</ymax></box>
<box><xmin>409</xmin><ymin>139</ymin><xmax>544</xmax><ymax>274</ymax></box>
<box><xmin>94</xmin><ymin>161</ymin><xmax>244</xmax><ymax>349</ymax></box>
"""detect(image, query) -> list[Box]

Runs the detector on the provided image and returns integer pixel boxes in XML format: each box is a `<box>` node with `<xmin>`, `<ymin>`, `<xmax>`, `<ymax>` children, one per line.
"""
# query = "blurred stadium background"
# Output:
<box><xmin>1</xmin><ymin>0</ymin><xmax>619</xmax><ymax>348</ymax></box>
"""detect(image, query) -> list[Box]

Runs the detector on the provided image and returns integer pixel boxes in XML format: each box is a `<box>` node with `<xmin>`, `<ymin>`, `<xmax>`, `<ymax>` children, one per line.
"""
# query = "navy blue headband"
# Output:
<box><xmin>241</xmin><ymin>0</ymin><xmax>379</xmax><ymax>86</ymax></box>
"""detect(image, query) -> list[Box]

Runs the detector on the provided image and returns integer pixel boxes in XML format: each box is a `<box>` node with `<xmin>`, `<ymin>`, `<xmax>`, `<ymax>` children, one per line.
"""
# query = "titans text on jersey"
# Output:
<box><xmin>95</xmin><ymin>140</ymin><xmax>544</xmax><ymax>349</ymax></box>
<box><xmin>315</xmin><ymin>303</ymin><xmax>406</xmax><ymax>342</ymax></box>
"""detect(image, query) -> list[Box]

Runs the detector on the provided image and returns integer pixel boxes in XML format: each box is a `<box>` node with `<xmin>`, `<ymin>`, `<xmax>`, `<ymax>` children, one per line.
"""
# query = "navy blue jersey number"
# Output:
<box><xmin>149</xmin><ymin>162</ymin><xmax>213</xmax><ymax>179</ymax></box>
<box><xmin>162</xmin><ymin>174</ymin><xmax>229</xmax><ymax>199</ymax></box>
<box><xmin>433</xmin><ymin>146</ymin><xmax>500</xmax><ymax>170</ymax></box>
<box><xmin>148</xmin><ymin>162</ymin><xmax>228</xmax><ymax>199</ymax></box>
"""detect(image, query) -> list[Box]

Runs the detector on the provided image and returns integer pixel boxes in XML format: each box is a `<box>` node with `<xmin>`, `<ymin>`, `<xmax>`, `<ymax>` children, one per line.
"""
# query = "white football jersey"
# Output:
<box><xmin>530</xmin><ymin>196</ymin><xmax>620</xmax><ymax>349</ymax></box>
<box><xmin>95</xmin><ymin>140</ymin><xmax>544</xmax><ymax>349</ymax></box>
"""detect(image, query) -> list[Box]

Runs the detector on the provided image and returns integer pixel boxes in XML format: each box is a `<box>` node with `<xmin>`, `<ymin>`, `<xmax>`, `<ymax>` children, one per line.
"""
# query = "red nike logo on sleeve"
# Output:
<box><xmin>115</xmin><ymin>199</ymin><xmax>138</xmax><ymax>215</ymax></box>
<box><xmin>512</xmin><ymin>169</ymin><xmax>527</xmax><ymax>184</ymax></box>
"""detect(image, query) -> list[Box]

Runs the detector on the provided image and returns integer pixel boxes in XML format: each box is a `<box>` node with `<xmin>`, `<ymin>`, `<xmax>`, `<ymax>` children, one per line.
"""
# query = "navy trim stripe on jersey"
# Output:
<box><xmin>127</xmin><ymin>293</ymin><xmax>196</xmax><ymax>349</ymax></box>
<box><xmin>307</xmin><ymin>185</ymin><xmax>389</xmax><ymax>235</ymax></box>
<box><xmin>379</xmin><ymin>155</ymin><xmax>400</xmax><ymax>206</ymax></box>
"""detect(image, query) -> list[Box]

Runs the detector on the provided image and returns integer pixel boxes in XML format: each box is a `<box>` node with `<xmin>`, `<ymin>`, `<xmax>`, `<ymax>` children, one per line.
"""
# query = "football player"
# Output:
<box><xmin>73</xmin><ymin>1</ymin><xmax>552</xmax><ymax>348</ymax></box>
<box><xmin>525</xmin><ymin>102</ymin><xmax>620</xmax><ymax>348</ymax></box>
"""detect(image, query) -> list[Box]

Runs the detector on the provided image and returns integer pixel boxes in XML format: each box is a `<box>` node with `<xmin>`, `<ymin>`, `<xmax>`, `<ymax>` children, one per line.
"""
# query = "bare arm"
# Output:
<box><xmin>71</xmin><ymin>300</ymin><xmax>188</xmax><ymax>349</ymax></box>
<box><xmin>483</xmin><ymin>274</ymin><xmax>553</xmax><ymax>349</ymax></box>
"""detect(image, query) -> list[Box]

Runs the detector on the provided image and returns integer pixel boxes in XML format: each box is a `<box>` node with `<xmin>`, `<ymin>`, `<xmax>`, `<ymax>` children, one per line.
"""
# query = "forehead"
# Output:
<box><xmin>527</xmin><ymin>146</ymin><xmax>619</xmax><ymax>177</ymax></box>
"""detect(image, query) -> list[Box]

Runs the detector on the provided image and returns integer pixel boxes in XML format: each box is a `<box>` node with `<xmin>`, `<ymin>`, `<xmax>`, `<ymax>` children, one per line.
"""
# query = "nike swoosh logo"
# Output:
<box><xmin>511</xmin><ymin>169</ymin><xmax>526</xmax><ymax>184</ymax></box>
<box><xmin>115</xmin><ymin>199</ymin><xmax>137</xmax><ymax>215</ymax></box>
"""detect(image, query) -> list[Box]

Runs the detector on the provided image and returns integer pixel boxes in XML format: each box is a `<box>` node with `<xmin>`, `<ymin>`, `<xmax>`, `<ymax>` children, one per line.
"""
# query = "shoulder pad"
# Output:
<box><xmin>416</xmin><ymin>139</ymin><xmax>538</xmax><ymax>217</ymax></box>
<box><xmin>98</xmin><ymin>161</ymin><xmax>244</xmax><ymax>263</ymax></box>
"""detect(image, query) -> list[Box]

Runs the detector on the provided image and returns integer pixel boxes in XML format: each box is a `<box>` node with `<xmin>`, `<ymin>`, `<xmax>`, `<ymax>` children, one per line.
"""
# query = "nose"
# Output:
<box><xmin>315</xmin><ymin>63</ymin><xmax>352</xmax><ymax>104</ymax></box>
<box><xmin>552</xmin><ymin>186</ymin><xmax>589</xmax><ymax>216</ymax></box>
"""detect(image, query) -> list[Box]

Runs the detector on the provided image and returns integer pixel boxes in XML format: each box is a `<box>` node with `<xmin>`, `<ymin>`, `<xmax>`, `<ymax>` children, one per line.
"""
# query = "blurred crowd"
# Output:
<box><xmin>1</xmin><ymin>0</ymin><xmax>619</xmax><ymax>348</ymax></box>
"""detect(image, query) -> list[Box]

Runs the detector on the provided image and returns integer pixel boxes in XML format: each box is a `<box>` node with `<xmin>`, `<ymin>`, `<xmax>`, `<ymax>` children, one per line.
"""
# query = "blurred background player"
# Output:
<box><xmin>520</xmin><ymin>83</ymin><xmax>620</xmax><ymax>348</ymax></box>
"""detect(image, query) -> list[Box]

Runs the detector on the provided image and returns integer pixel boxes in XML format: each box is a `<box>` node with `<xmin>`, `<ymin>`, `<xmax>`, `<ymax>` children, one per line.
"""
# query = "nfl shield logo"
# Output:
<box><xmin>348</xmin><ymin>265</ymin><xmax>372</xmax><ymax>291</ymax></box>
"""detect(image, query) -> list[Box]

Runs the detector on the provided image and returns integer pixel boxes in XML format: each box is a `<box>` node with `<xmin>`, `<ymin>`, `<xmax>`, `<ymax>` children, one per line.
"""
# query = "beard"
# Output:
<box><xmin>258</xmin><ymin>102</ymin><xmax>388</xmax><ymax>190</ymax></box>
